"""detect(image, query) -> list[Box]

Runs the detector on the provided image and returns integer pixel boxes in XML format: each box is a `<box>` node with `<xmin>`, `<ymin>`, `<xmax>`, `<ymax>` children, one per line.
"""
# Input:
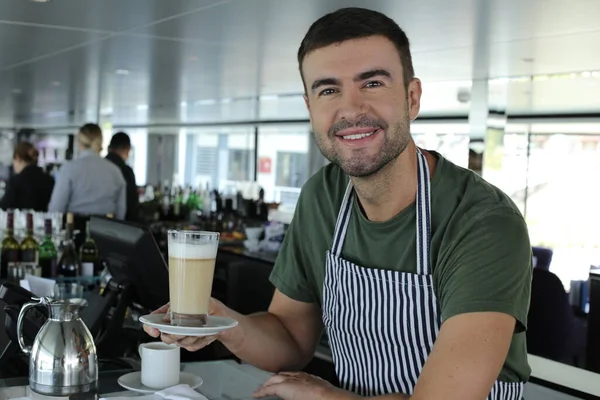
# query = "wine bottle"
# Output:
<box><xmin>39</xmin><ymin>218</ymin><xmax>58</xmax><ymax>277</ymax></box>
<box><xmin>79</xmin><ymin>221</ymin><xmax>99</xmax><ymax>277</ymax></box>
<box><xmin>0</xmin><ymin>211</ymin><xmax>20</xmax><ymax>279</ymax></box>
<box><xmin>57</xmin><ymin>213</ymin><xmax>79</xmax><ymax>278</ymax></box>
<box><xmin>20</xmin><ymin>212</ymin><xmax>41</xmax><ymax>276</ymax></box>
<box><xmin>173</xmin><ymin>188</ymin><xmax>182</xmax><ymax>217</ymax></box>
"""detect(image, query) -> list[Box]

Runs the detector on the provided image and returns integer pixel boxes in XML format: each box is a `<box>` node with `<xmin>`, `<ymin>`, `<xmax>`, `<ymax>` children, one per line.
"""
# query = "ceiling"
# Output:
<box><xmin>1</xmin><ymin>0</ymin><xmax>599</xmax><ymax>128</ymax></box>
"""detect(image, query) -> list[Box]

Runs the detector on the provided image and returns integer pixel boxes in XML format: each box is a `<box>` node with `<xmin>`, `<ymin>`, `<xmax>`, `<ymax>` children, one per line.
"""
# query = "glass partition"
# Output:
<box><xmin>257</xmin><ymin>125</ymin><xmax>310</xmax><ymax>207</ymax></box>
<box><xmin>259</xmin><ymin>94</ymin><xmax>308</xmax><ymax>120</ymax></box>
<box><xmin>483</xmin><ymin>130</ymin><xmax>530</xmax><ymax>215</ymax></box>
<box><xmin>411</xmin><ymin>122</ymin><xmax>470</xmax><ymax>168</ymax></box>
<box><xmin>524</xmin><ymin>132</ymin><xmax>600</xmax><ymax>287</ymax></box>
<box><xmin>483</xmin><ymin>122</ymin><xmax>600</xmax><ymax>289</ymax></box>
<box><xmin>187</xmin><ymin>127</ymin><xmax>256</xmax><ymax>190</ymax></box>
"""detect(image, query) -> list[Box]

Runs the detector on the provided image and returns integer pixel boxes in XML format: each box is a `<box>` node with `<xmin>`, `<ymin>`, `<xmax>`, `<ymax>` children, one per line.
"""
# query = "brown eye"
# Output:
<box><xmin>364</xmin><ymin>81</ymin><xmax>383</xmax><ymax>88</ymax></box>
<box><xmin>319</xmin><ymin>88</ymin><xmax>337</xmax><ymax>97</ymax></box>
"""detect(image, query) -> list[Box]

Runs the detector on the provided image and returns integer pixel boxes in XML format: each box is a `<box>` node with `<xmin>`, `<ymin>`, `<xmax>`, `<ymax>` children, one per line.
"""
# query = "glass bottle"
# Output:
<box><xmin>39</xmin><ymin>218</ymin><xmax>58</xmax><ymax>277</ymax></box>
<box><xmin>19</xmin><ymin>212</ymin><xmax>40</xmax><ymax>276</ymax></box>
<box><xmin>56</xmin><ymin>213</ymin><xmax>79</xmax><ymax>278</ymax></box>
<box><xmin>0</xmin><ymin>211</ymin><xmax>20</xmax><ymax>279</ymax></box>
<box><xmin>79</xmin><ymin>221</ymin><xmax>99</xmax><ymax>277</ymax></box>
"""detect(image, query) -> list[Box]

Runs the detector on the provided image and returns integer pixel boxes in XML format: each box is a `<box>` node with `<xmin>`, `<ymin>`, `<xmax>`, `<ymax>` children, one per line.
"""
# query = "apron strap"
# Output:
<box><xmin>416</xmin><ymin>149</ymin><xmax>432</xmax><ymax>275</ymax></box>
<box><xmin>331</xmin><ymin>150</ymin><xmax>432</xmax><ymax>272</ymax></box>
<box><xmin>332</xmin><ymin>181</ymin><xmax>354</xmax><ymax>258</ymax></box>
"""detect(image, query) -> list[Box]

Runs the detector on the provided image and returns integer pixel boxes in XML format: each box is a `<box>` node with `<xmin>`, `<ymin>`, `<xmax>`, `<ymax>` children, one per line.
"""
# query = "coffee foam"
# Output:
<box><xmin>168</xmin><ymin>242</ymin><xmax>218</xmax><ymax>260</ymax></box>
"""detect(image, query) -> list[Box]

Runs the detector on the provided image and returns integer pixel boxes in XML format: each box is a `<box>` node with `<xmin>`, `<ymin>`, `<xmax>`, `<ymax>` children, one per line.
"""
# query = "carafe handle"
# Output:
<box><xmin>17</xmin><ymin>297</ymin><xmax>49</xmax><ymax>354</ymax></box>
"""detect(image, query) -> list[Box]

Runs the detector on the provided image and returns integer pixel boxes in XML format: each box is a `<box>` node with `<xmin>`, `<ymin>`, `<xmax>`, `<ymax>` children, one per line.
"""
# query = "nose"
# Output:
<box><xmin>336</xmin><ymin>87</ymin><xmax>369</xmax><ymax>122</ymax></box>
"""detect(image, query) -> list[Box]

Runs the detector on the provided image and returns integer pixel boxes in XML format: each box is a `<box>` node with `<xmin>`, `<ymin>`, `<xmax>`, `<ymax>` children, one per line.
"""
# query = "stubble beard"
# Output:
<box><xmin>313</xmin><ymin>115</ymin><xmax>411</xmax><ymax>178</ymax></box>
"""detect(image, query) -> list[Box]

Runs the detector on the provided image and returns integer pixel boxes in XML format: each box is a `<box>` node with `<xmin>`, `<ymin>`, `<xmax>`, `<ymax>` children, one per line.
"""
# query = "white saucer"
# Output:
<box><xmin>118</xmin><ymin>371</ymin><xmax>203</xmax><ymax>394</ymax></box>
<box><xmin>139</xmin><ymin>314</ymin><xmax>238</xmax><ymax>337</ymax></box>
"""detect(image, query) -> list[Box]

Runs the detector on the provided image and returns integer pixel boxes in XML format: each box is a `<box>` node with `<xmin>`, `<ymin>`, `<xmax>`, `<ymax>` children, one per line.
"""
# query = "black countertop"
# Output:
<box><xmin>0</xmin><ymin>369</ymin><xmax>130</xmax><ymax>392</ymax></box>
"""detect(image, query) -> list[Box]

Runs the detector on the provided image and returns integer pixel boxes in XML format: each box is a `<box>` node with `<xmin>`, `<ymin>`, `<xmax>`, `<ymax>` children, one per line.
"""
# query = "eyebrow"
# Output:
<box><xmin>356</xmin><ymin>68</ymin><xmax>392</xmax><ymax>81</ymax></box>
<box><xmin>310</xmin><ymin>68</ymin><xmax>393</xmax><ymax>93</ymax></box>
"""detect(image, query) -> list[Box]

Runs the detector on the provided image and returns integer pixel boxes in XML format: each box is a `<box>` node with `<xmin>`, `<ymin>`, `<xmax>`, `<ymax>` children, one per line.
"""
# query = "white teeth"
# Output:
<box><xmin>342</xmin><ymin>130</ymin><xmax>375</xmax><ymax>140</ymax></box>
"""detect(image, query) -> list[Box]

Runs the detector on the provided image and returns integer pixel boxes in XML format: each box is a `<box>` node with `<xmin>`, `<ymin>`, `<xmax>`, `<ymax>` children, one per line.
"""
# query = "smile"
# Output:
<box><xmin>341</xmin><ymin>130</ymin><xmax>377</xmax><ymax>141</ymax></box>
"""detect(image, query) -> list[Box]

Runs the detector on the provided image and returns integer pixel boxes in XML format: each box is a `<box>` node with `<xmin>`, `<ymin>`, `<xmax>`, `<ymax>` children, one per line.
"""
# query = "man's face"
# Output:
<box><xmin>302</xmin><ymin>35</ymin><xmax>422</xmax><ymax>177</ymax></box>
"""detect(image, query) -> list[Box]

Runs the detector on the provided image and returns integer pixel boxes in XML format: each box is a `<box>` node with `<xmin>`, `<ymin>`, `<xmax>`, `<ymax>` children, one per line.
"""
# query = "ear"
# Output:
<box><xmin>303</xmin><ymin>94</ymin><xmax>310</xmax><ymax>112</ymax></box>
<box><xmin>407</xmin><ymin>78</ymin><xmax>422</xmax><ymax>121</ymax></box>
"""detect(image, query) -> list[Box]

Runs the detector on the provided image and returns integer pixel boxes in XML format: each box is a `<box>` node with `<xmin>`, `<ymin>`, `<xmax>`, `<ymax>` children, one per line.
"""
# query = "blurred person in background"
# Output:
<box><xmin>105</xmin><ymin>131</ymin><xmax>139</xmax><ymax>222</ymax></box>
<box><xmin>0</xmin><ymin>141</ymin><xmax>54</xmax><ymax>211</ymax></box>
<box><xmin>48</xmin><ymin>123</ymin><xmax>126</xmax><ymax>219</ymax></box>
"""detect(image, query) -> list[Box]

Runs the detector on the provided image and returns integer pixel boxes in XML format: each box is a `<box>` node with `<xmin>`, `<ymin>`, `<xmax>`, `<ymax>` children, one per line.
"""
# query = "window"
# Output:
<box><xmin>482</xmin><ymin>130</ymin><xmax>529</xmax><ymax>214</ymax></box>
<box><xmin>411</xmin><ymin>122</ymin><xmax>470</xmax><ymax>168</ymax></box>
<box><xmin>524</xmin><ymin>133</ymin><xmax>600</xmax><ymax>287</ymax></box>
<box><xmin>186</xmin><ymin>128</ymin><xmax>255</xmax><ymax>190</ymax></box>
<box><xmin>275</xmin><ymin>152</ymin><xmax>308</xmax><ymax>188</ymax></box>
<box><xmin>228</xmin><ymin>149</ymin><xmax>254</xmax><ymax>181</ymax></box>
<box><xmin>195</xmin><ymin>146</ymin><xmax>218</xmax><ymax>186</ymax></box>
<box><xmin>257</xmin><ymin>126</ymin><xmax>310</xmax><ymax>207</ymax></box>
<box><xmin>482</xmin><ymin>123</ymin><xmax>600</xmax><ymax>289</ymax></box>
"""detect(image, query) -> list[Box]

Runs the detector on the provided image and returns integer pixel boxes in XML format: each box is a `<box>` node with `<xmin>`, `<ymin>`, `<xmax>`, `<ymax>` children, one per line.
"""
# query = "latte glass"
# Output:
<box><xmin>168</xmin><ymin>230</ymin><xmax>219</xmax><ymax>327</ymax></box>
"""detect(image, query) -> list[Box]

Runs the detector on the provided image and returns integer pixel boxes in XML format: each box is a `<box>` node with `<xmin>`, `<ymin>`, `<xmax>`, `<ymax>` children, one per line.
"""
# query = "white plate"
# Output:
<box><xmin>118</xmin><ymin>371</ymin><xmax>203</xmax><ymax>394</ymax></box>
<box><xmin>139</xmin><ymin>314</ymin><xmax>238</xmax><ymax>336</ymax></box>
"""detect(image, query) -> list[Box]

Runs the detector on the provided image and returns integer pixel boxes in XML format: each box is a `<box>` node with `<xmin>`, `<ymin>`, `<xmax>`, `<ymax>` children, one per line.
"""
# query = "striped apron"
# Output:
<box><xmin>322</xmin><ymin>150</ymin><xmax>524</xmax><ymax>399</ymax></box>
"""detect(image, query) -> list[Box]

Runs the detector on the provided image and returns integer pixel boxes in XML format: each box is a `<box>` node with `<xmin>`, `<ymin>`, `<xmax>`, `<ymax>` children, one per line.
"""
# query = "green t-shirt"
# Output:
<box><xmin>269</xmin><ymin>151</ymin><xmax>532</xmax><ymax>383</ymax></box>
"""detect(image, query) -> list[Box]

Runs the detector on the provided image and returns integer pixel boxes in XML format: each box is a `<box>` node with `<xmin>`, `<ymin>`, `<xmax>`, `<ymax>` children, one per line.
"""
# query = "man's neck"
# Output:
<box><xmin>109</xmin><ymin>150</ymin><xmax>126</xmax><ymax>162</ymax></box>
<box><xmin>351</xmin><ymin>142</ymin><xmax>435</xmax><ymax>222</ymax></box>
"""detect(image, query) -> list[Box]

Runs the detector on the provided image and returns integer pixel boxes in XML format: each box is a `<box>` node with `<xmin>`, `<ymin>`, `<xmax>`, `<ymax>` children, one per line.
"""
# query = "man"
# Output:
<box><xmin>145</xmin><ymin>7</ymin><xmax>532</xmax><ymax>400</ymax></box>
<box><xmin>105</xmin><ymin>131</ymin><xmax>139</xmax><ymax>222</ymax></box>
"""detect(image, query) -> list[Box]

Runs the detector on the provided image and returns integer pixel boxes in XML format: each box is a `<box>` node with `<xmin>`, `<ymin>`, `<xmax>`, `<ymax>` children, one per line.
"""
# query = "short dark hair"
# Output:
<box><xmin>108</xmin><ymin>131</ymin><xmax>131</xmax><ymax>150</ymax></box>
<box><xmin>13</xmin><ymin>141</ymin><xmax>38</xmax><ymax>164</ymax></box>
<box><xmin>297</xmin><ymin>7</ymin><xmax>415</xmax><ymax>90</ymax></box>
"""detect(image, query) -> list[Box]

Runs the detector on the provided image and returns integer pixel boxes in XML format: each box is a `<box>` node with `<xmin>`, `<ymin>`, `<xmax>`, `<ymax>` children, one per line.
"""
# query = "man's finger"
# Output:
<box><xmin>277</xmin><ymin>371</ymin><xmax>304</xmax><ymax>377</ymax></box>
<box><xmin>179</xmin><ymin>335</ymin><xmax>217</xmax><ymax>350</ymax></box>
<box><xmin>160</xmin><ymin>333</ymin><xmax>184</xmax><ymax>344</ymax></box>
<box><xmin>143</xmin><ymin>326</ymin><xmax>160</xmax><ymax>338</ymax></box>
<box><xmin>183</xmin><ymin>337</ymin><xmax>217</xmax><ymax>352</ymax></box>
<box><xmin>259</xmin><ymin>374</ymin><xmax>289</xmax><ymax>388</ymax></box>
<box><xmin>177</xmin><ymin>336</ymin><xmax>205</xmax><ymax>347</ymax></box>
<box><xmin>161</xmin><ymin>333</ymin><xmax>186</xmax><ymax>341</ymax></box>
<box><xmin>253</xmin><ymin>382</ymin><xmax>284</xmax><ymax>398</ymax></box>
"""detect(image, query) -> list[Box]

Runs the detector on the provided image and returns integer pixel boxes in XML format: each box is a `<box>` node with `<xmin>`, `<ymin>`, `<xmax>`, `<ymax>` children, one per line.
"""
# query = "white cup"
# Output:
<box><xmin>138</xmin><ymin>342</ymin><xmax>180</xmax><ymax>389</ymax></box>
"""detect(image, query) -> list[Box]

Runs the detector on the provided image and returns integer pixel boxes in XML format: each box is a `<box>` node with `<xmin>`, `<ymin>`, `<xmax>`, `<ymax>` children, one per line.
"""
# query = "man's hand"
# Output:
<box><xmin>253</xmin><ymin>372</ymin><xmax>358</xmax><ymax>400</ymax></box>
<box><xmin>142</xmin><ymin>298</ymin><xmax>237</xmax><ymax>352</ymax></box>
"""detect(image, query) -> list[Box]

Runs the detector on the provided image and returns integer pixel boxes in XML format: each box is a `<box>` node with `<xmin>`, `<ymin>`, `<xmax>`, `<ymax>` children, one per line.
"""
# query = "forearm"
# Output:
<box><xmin>221</xmin><ymin>310</ymin><xmax>312</xmax><ymax>372</ymax></box>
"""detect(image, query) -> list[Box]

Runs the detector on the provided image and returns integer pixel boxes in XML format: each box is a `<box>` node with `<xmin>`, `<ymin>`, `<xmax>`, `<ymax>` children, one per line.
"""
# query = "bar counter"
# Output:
<box><xmin>0</xmin><ymin>360</ymin><xmax>275</xmax><ymax>400</ymax></box>
<box><xmin>0</xmin><ymin>357</ymin><xmax>599</xmax><ymax>400</ymax></box>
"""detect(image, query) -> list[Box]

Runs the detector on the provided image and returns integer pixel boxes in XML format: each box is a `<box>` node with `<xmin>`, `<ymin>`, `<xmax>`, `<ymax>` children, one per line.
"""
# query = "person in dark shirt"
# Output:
<box><xmin>105</xmin><ymin>132</ymin><xmax>139</xmax><ymax>222</ymax></box>
<box><xmin>0</xmin><ymin>141</ymin><xmax>54</xmax><ymax>211</ymax></box>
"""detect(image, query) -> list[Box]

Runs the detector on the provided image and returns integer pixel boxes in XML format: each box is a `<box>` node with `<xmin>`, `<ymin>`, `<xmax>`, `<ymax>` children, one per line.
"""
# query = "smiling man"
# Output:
<box><xmin>145</xmin><ymin>7</ymin><xmax>532</xmax><ymax>400</ymax></box>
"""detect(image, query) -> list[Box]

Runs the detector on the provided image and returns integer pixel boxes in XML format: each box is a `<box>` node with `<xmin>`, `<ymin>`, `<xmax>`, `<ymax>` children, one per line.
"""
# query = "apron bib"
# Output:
<box><xmin>322</xmin><ymin>150</ymin><xmax>524</xmax><ymax>399</ymax></box>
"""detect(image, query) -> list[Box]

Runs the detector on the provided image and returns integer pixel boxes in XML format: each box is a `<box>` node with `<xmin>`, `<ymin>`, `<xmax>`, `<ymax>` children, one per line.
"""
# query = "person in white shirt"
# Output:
<box><xmin>48</xmin><ymin>123</ymin><xmax>126</xmax><ymax>219</ymax></box>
